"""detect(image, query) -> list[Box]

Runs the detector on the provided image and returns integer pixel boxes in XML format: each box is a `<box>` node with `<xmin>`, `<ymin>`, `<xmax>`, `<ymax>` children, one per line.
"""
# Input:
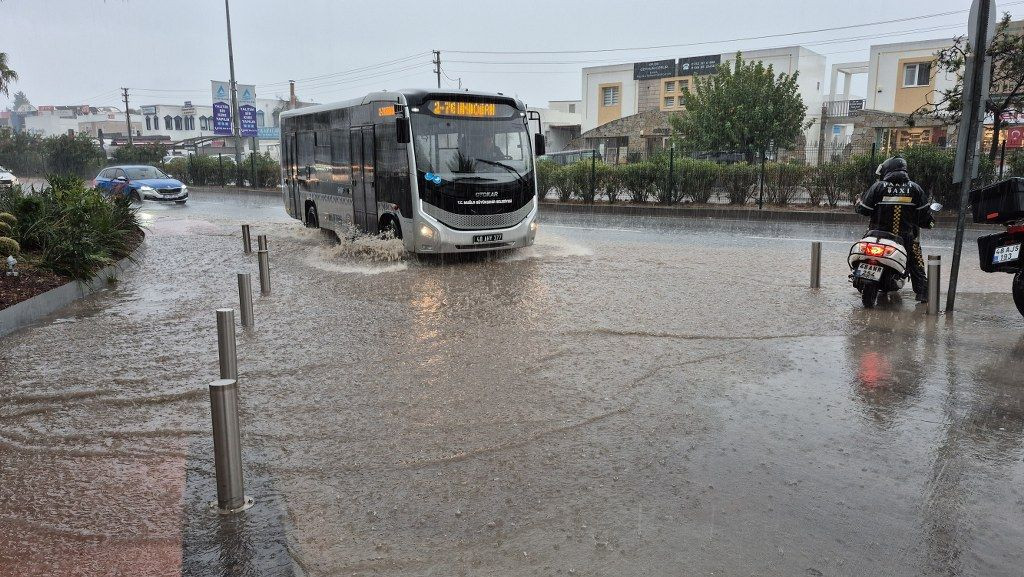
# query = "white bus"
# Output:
<box><xmin>279</xmin><ymin>89</ymin><xmax>544</xmax><ymax>253</ymax></box>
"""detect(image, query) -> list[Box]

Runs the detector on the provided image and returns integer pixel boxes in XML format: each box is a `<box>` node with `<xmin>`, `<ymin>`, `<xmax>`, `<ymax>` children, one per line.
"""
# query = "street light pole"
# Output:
<box><xmin>224</xmin><ymin>0</ymin><xmax>243</xmax><ymax>186</ymax></box>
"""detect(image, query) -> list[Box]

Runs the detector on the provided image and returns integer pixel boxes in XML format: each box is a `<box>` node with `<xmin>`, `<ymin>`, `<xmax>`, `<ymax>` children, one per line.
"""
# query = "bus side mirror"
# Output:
<box><xmin>396</xmin><ymin>117</ymin><xmax>410</xmax><ymax>144</ymax></box>
<box><xmin>534</xmin><ymin>133</ymin><xmax>545</xmax><ymax>157</ymax></box>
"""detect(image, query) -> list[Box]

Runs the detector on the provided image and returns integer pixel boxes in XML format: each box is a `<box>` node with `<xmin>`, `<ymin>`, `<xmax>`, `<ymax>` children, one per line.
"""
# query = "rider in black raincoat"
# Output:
<box><xmin>855</xmin><ymin>156</ymin><xmax>935</xmax><ymax>302</ymax></box>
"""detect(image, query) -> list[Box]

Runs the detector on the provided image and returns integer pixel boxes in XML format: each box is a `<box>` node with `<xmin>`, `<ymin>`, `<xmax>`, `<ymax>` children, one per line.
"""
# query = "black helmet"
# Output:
<box><xmin>875</xmin><ymin>156</ymin><xmax>908</xmax><ymax>178</ymax></box>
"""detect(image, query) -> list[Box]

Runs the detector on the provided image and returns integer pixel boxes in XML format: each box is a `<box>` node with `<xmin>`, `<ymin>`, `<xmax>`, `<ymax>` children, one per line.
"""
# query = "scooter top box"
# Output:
<box><xmin>970</xmin><ymin>177</ymin><xmax>1024</xmax><ymax>224</ymax></box>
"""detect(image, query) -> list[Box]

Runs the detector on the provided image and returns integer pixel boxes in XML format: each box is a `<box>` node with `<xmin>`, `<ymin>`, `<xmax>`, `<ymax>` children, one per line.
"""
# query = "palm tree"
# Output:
<box><xmin>0</xmin><ymin>53</ymin><xmax>18</xmax><ymax>98</ymax></box>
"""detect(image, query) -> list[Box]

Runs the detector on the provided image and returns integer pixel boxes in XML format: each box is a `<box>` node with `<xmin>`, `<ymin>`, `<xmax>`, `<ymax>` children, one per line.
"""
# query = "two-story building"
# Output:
<box><xmin>576</xmin><ymin>46</ymin><xmax>827</xmax><ymax>162</ymax></box>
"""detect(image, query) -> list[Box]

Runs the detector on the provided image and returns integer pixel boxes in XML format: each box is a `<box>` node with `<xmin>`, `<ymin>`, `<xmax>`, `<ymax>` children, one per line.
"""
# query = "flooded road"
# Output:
<box><xmin>2</xmin><ymin>192</ymin><xmax>1023</xmax><ymax>576</ymax></box>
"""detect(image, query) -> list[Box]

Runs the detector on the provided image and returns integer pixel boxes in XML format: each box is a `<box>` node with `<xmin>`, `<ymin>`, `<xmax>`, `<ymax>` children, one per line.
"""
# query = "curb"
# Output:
<box><xmin>191</xmin><ymin>186</ymin><xmax>282</xmax><ymax>199</ymax></box>
<box><xmin>538</xmin><ymin>201</ymin><xmax>995</xmax><ymax>229</ymax></box>
<box><xmin>0</xmin><ymin>238</ymin><xmax>148</xmax><ymax>339</ymax></box>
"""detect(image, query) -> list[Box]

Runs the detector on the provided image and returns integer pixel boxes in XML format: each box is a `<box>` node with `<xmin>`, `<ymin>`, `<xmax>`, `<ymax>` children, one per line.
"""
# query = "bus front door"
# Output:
<box><xmin>286</xmin><ymin>133</ymin><xmax>301</xmax><ymax>219</ymax></box>
<box><xmin>349</xmin><ymin>125</ymin><xmax>378</xmax><ymax>235</ymax></box>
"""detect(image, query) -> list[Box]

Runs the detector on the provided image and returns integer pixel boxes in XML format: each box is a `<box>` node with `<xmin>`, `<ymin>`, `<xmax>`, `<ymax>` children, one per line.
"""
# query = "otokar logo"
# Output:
<box><xmin>475</xmin><ymin>191</ymin><xmax>499</xmax><ymax>198</ymax></box>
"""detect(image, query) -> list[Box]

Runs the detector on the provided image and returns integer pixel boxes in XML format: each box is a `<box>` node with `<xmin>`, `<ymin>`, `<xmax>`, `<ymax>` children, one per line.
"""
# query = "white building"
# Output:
<box><xmin>528</xmin><ymin>100</ymin><xmax>582</xmax><ymax>153</ymax></box>
<box><xmin>23</xmin><ymin>105</ymin><xmax>141</xmax><ymax>138</ymax></box>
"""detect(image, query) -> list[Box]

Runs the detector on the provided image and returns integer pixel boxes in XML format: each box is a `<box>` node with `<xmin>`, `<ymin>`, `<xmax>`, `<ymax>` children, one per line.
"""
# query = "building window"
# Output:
<box><xmin>199</xmin><ymin>116</ymin><xmax>207</xmax><ymax>131</ymax></box>
<box><xmin>188</xmin><ymin>116</ymin><xmax>195</xmax><ymax>130</ymax></box>
<box><xmin>903</xmin><ymin>62</ymin><xmax>931</xmax><ymax>87</ymax></box>
<box><xmin>164</xmin><ymin>115</ymin><xmax>172</xmax><ymax>130</ymax></box>
<box><xmin>257</xmin><ymin>110</ymin><xmax>265</xmax><ymax>128</ymax></box>
<box><xmin>601</xmin><ymin>86</ymin><xmax>619</xmax><ymax>107</ymax></box>
<box><xmin>145</xmin><ymin>116</ymin><xmax>151</xmax><ymax>130</ymax></box>
<box><xmin>664</xmin><ymin>81</ymin><xmax>676</xmax><ymax>93</ymax></box>
<box><xmin>568</xmin><ymin>103</ymin><xmax>575</xmax><ymax>113</ymax></box>
<box><xmin>664</xmin><ymin>96</ymin><xmax>675</xmax><ymax>108</ymax></box>
<box><xmin>174</xmin><ymin>116</ymin><xmax>183</xmax><ymax>130</ymax></box>
<box><xmin>680</xmin><ymin>79</ymin><xmax>689</xmax><ymax>92</ymax></box>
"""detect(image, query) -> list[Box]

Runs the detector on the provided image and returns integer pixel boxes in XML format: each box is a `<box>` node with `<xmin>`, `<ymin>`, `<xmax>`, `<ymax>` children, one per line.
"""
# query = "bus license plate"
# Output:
<box><xmin>993</xmin><ymin>243</ymin><xmax>1021</xmax><ymax>264</ymax></box>
<box><xmin>473</xmin><ymin>234</ymin><xmax>502</xmax><ymax>243</ymax></box>
<box><xmin>856</xmin><ymin>263</ymin><xmax>883</xmax><ymax>281</ymax></box>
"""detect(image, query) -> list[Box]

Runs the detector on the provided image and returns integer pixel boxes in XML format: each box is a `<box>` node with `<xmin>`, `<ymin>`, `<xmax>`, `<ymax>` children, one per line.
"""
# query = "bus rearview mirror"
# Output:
<box><xmin>396</xmin><ymin>117</ymin><xmax>410</xmax><ymax>144</ymax></box>
<box><xmin>534</xmin><ymin>133</ymin><xmax>545</xmax><ymax>157</ymax></box>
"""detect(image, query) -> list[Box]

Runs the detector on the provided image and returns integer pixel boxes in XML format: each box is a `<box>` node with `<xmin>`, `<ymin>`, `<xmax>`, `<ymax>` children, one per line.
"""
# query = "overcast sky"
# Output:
<box><xmin>2</xmin><ymin>0</ymin><xmax>1020</xmax><ymax>111</ymax></box>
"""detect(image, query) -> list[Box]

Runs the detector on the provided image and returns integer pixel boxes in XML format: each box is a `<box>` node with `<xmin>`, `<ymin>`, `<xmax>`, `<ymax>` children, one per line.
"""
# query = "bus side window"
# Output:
<box><xmin>331</xmin><ymin>129</ymin><xmax>349</xmax><ymax>192</ymax></box>
<box><xmin>297</xmin><ymin>132</ymin><xmax>315</xmax><ymax>183</ymax></box>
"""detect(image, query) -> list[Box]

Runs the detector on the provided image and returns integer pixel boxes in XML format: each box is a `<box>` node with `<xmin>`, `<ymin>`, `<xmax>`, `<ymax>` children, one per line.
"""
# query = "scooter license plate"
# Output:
<box><xmin>993</xmin><ymin>243</ymin><xmax>1021</xmax><ymax>264</ymax></box>
<box><xmin>856</xmin><ymin>263</ymin><xmax>883</xmax><ymax>281</ymax></box>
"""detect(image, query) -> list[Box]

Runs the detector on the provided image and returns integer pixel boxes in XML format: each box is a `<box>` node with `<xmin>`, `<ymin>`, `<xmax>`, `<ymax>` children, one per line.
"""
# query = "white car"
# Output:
<box><xmin>0</xmin><ymin>167</ymin><xmax>18</xmax><ymax>188</ymax></box>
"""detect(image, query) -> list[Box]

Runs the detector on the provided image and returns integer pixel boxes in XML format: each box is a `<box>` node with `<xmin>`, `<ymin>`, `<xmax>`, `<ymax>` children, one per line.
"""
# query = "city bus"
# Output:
<box><xmin>279</xmin><ymin>89</ymin><xmax>544</xmax><ymax>253</ymax></box>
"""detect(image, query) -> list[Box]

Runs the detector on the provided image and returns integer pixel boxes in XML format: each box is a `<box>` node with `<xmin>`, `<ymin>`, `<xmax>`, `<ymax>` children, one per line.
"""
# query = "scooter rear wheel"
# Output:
<box><xmin>862</xmin><ymin>283</ymin><xmax>879</xmax><ymax>308</ymax></box>
<box><xmin>1013</xmin><ymin>271</ymin><xmax>1024</xmax><ymax>319</ymax></box>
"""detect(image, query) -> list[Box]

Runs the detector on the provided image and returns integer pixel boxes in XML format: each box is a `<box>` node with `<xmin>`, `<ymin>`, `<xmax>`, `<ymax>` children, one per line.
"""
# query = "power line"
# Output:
<box><xmin>442</xmin><ymin>3</ymin><xmax>1024</xmax><ymax>55</ymax></box>
<box><xmin>257</xmin><ymin>52</ymin><xmax>431</xmax><ymax>87</ymax></box>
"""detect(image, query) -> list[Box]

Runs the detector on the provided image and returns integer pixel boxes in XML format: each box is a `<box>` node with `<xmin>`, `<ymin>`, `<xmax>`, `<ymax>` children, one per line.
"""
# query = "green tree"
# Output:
<box><xmin>911</xmin><ymin>13</ymin><xmax>1024</xmax><ymax>160</ymax></box>
<box><xmin>112</xmin><ymin>144</ymin><xmax>167</xmax><ymax>165</ymax></box>
<box><xmin>11</xmin><ymin>90</ymin><xmax>30</xmax><ymax>110</ymax></box>
<box><xmin>44</xmin><ymin>133</ymin><xmax>107</xmax><ymax>177</ymax></box>
<box><xmin>670</xmin><ymin>53</ymin><xmax>811</xmax><ymax>163</ymax></box>
<box><xmin>0</xmin><ymin>53</ymin><xmax>17</xmax><ymax>97</ymax></box>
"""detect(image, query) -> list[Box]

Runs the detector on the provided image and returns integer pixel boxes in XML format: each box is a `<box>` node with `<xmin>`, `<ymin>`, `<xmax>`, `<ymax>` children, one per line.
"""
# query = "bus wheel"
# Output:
<box><xmin>380</xmin><ymin>217</ymin><xmax>402</xmax><ymax>240</ymax></box>
<box><xmin>305</xmin><ymin>203</ymin><xmax>319</xmax><ymax>229</ymax></box>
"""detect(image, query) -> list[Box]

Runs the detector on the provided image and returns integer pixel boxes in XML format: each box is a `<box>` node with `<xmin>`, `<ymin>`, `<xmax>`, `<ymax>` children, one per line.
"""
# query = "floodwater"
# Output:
<box><xmin>1</xmin><ymin>191</ymin><xmax>1023</xmax><ymax>576</ymax></box>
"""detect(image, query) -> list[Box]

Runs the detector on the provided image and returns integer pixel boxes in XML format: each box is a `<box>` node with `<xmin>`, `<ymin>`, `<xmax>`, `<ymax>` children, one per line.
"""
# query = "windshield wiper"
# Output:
<box><xmin>474</xmin><ymin>158</ymin><xmax>522</xmax><ymax>179</ymax></box>
<box><xmin>449</xmin><ymin>175</ymin><xmax>497</xmax><ymax>182</ymax></box>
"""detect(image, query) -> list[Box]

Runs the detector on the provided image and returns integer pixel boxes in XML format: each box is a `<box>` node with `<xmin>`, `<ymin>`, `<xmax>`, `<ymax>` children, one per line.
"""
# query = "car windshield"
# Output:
<box><xmin>123</xmin><ymin>166</ymin><xmax>167</xmax><ymax>180</ymax></box>
<box><xmin>411</xmin><ymin>109</ymin><xmax>533</xmax><ymax>181</ymax></box>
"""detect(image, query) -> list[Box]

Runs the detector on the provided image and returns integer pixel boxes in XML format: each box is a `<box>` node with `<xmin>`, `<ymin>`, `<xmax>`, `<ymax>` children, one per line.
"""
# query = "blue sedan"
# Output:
<box><xmin>92</xmin><ymin>165</ymin><xmax>188</xmax><ymax>204</ymax></box>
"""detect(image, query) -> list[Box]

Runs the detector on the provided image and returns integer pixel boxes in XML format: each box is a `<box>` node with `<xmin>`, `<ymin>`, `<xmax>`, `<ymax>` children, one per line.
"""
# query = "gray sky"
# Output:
<box><xmin>2</xmin><ymin>0</ymin><xmax>1020</xmax><ymax>110</ymax></box>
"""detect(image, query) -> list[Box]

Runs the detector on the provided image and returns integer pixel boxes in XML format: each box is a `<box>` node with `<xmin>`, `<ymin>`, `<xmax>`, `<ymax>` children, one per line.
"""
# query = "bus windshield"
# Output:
<box><xmin>411</xmin><ymin>112</ymin><xmax>533</xmax><ymax>181</ymax></box>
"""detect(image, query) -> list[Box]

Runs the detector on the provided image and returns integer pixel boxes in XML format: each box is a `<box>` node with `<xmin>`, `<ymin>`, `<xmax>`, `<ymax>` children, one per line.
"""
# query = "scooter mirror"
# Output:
<box><xmin>930</xmin><ymin>202</ymin><xmax>943</xmax><ymax>211</ymax></box>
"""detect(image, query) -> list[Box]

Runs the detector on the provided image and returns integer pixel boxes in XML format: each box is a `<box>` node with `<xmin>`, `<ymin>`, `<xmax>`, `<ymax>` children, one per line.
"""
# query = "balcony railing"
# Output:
<box><xmin>824</xmin><ymin>99</ymin><xmax>866</xmax><ymax>118</ymax></box>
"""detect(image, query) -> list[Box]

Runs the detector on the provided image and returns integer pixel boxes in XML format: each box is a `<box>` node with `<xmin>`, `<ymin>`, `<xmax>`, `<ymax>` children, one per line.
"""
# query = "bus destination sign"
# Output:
<box><xmin>428</xmin><ymin>100</ymin><xmax>498</xmax><ymax>118</ymax></box>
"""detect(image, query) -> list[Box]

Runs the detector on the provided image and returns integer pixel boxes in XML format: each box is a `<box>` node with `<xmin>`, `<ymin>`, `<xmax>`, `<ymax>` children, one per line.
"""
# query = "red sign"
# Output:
<box><xmin>1007</xmin><ymin>127</ymin><xmax>1024</xmax><ymax>148</ymax></box>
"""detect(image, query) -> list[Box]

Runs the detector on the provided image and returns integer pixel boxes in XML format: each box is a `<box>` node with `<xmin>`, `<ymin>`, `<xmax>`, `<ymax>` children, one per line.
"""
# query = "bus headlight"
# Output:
<box><xmin>419</xmin><ymin>224</ymin><xmax>437</xmax><ymax>239</ymax></box>
<box><xmin>530</xmin><ymin>220</ymin><xmax>538</xmax><ymax>233</ymax></box>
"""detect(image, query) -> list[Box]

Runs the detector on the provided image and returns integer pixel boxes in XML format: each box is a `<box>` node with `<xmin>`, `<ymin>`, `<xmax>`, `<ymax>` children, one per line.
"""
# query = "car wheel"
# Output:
<box><xmin>130</xmin><ymin>191</ymin><xmax>142</xmax><ymax>204</ymax></box>
<box><xmin>380</xmin><ymin>217</ymin><xmax>402</xmax><ymax>239</ymax></box>
<box><xmin>306</xmin><ymin>203</ymin><xmax>319</xmax><ymax>228</ymax></box>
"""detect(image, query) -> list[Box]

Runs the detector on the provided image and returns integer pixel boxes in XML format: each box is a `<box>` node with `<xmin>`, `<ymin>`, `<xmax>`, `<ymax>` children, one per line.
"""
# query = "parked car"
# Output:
<box><xmin>92</xmin><ymin>165</ymin><xmax>188</xmax><ymax>204</ymax></box>
<box><xmin>0</xmin><ymin>166</ymin><xmax>18</xmax><ymax>189</ymax></box>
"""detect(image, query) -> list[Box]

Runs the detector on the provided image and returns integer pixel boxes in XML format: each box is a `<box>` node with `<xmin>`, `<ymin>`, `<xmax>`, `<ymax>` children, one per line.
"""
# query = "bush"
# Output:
<box><xmin>617</xmin><ymin>162</ymin><xmax>655</xmax><ymax>204</ymax></box>
<box><xmin>0</xmin><ymin>221</ymin><xmax>10</xmax><ymax>236</ymax></box>
<box><xmin>594</xmin><ymin>161</ymin><xmax>617</xmax><ymax>203</ymax></box>
<box><xmin>0</xmin><ymin>128</ymin><xmax>46</xmax><ymax>175</ymax></box>
<box><xmin>677</xmin><ymin>158</ymin><xmax>721</xmax><ymax>203</ymax></box>
<box><xmin>0</xmin><ymin>212</ymin><xmax>15</xmax><ymax>226</ymax></box>
<box><xmin>166</xmin><ymin>155</ymin><xmax>235</xmax><ymax>186</ymax></box>
<box><xmin>0</xmin><ymin>236</ymin><xmax>18</xmax><ymax>257</ymax></box>
<box><xmin>808</xmin><ymin>162</ymin><xmax>843</xmax><ymax>207</ymax></box>
<box><xmin>839</xmin><ymin>154</ymin><xmax>878</xmax><ymax>205</ymax></box>
<box><xmin>241</xmin><ymin>152</ymin><xmax>280</xmax><ymax>188</ymax></box>
<box><xmin>0</xmin><ymin>177</ymin><xmax>141</xmax><ymax>279</ymax></box>
<box><xmin>536</xmin><ymin>159</ymin><xmax>560</xmax><ymax>201</ymax></box>
<box><xmin>559</xmin><ymin>161</ymin><xmax>593</xmax><ymax>202</ymax></box>
<box><xmin>112</xmin><ymin>144</ymin><xmax>167</xmax><ymax>165</ymax></box>
<box><xmin>765</xmin><ymin>162</ymin><xmax>808</xmax><ymax>205</ymax></box>
<box><xmin>720</xmin><ymin>162</ymin><xmax>758</xmax><ymax>205</ymax></box>
<box><xmin>1008</xmin><ymin>150</ymin><xmax>1024</xmax><ymax>178</ymax></box>
<box><xmin>899</xmin><ymin>144</ymin><xmax>994</xmax><ymax>209</ymax></box>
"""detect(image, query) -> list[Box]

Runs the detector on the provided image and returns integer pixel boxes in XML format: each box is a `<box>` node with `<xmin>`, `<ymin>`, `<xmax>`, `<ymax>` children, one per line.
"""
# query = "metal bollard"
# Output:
<box><xmin>257</xmin><ymin>234</ymin><xmax>267</xmax><ymax>251</ymax></box>
<box><xmin>257</xmin><ymin>250</ymin><xmax>271</xmax><ymax>296</ymax></box>
<box><xmin>208</xmin><ymin>378</ymin><xmax>253</xmax><ymax>513</ymax></box>
<box><xmin>216</xmin><ymin>309</ymin><xmax>238</xmax><ymax>380</ymax></box>
<box><xmin>928</xmin><ymin>255</ymin><xmax>941</xmax><ymax>316</ymax></box>
<box><xmin>810</xmin><ymin>241</ymin><xmax>822</xmax><ymax>289</ymax></box>
<box><xmin>242</xmin><ymin>225</ymin><xmax>252</xmax><ymax>255</ymax></box>
<box><xmin>237</xmin><ymin>273</ymin><xmax>254</xmax><ymax>327</ymax></box>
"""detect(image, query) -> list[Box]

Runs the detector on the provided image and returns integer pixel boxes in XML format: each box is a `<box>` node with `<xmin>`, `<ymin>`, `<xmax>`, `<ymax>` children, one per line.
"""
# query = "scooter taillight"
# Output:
<box><xmin>858</xmin><ymin>242</ymin><xmax>896</xmax><ymax>258</ymax></box>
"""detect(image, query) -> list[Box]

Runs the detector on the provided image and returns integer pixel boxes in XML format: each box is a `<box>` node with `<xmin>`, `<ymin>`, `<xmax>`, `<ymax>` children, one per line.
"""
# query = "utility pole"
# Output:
<box><xmin>433</xmin><ymin>50</ymin><xmax>441</xmax><ymax>89</ymax></box>
<box><xmin>289</xmin><ymin>80</ymin><xmax>297</xmax><ymax>109</ymax></box>
<box><xmin>121</xmin><ymin>87</ymin><xmax>133</xmax><ymax>146</ymax></box>
<box><xmin>224</xmin><ymin>0</ymin><xmax>244</xmax><ymax>186</ymax></box>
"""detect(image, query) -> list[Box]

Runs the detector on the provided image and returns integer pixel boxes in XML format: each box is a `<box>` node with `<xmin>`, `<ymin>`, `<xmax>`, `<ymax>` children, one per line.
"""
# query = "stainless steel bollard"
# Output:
<box><xmin>242</xmin><ymin>225</ymin><xmax>252</xmax><ymax>255</ymax></box>
<box><xmin>237</xmin><ymin>273</ymin><xmax>254</xmax><ymax>328</ymax></box>
<box><xmin>257</xmin><ymin>234</ymin><xmax>267</xmax><ymax>251</ymax></box>
<box><xmin>928</xmin><ymin>255</ymin><xmax>941</xmax><ymax>316</ymax></box>
<box><xmin>257</xmin><ymin>250</ymin><xmax>270</xmax><ymax>296</ymax></box>
<box><xmin>810</xmin><ymin>241</ymin><xmax>822</xmax><ymax>289</ymax></box>
<box><xmin>208</xmin><ymin>378</ymin><xmax>253</xmax><ymax>513</ymax></box>
<box><xmin>216</xmin><ymin>309</ymin><xmax>238</xmax><ymax>380</ymax></box>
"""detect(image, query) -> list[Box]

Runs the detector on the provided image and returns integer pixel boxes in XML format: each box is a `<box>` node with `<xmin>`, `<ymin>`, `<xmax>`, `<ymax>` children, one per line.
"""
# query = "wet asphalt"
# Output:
<box><xmin>1</xmin><ymin>191</ymin><xmax>1023</xmax><ymax>576</ymax></box>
